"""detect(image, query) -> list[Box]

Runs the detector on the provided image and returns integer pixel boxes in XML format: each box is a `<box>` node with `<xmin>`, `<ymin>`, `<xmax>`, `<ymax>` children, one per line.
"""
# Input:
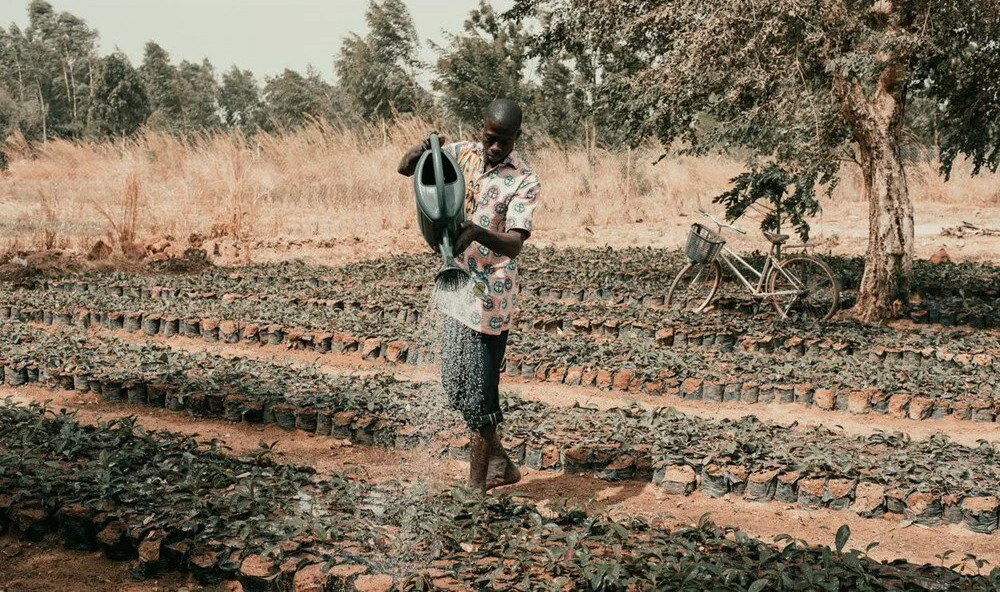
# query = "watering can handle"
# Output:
<box><xmin>428</xmin><ymin>134</ymin><xmax>446</xmax><ymax>226</ymax></box>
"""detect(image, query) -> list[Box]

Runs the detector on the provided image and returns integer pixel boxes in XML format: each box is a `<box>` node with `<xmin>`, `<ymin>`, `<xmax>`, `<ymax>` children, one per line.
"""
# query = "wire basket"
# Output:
<box><xmin>685</xmin><ymin>223</ymin><xmax>725</xmax><ymax>263</ymax></box>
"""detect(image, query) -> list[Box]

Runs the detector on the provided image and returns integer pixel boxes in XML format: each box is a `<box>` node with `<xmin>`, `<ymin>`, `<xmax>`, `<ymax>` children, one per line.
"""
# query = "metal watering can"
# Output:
<box><xmin>414</xmin><ymin>133</ymin><xmax>471</xmax><ymax>291</ymax></box>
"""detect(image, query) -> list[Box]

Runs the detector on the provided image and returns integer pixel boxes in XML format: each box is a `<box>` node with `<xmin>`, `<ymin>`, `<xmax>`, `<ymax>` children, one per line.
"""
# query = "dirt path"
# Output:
<box><xmin>4</xmin><ymin>384</ymin><xmax>998</xmax><ymax>570</ymax></box>
<box><xmin>106</xmin><ymin>328</ymin><xmax>1000</xmax><ymax>448</ymax></box>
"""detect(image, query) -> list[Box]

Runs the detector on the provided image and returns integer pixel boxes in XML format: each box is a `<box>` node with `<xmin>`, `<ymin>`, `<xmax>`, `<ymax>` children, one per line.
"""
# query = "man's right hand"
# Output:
<box><xmin>421</xmin><ymin>132</ymin><xmax>446</xmax><ymax>152</ymax></box>
<box><xmin>398</xmin><ymin>132</ymin><xmax>447</xmax><ymax>177</ymax></box>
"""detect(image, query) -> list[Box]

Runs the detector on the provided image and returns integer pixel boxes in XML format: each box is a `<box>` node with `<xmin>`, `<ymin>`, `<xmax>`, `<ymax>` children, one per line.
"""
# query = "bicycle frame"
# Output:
<box><xmin>714</xmin><ymin>244</ymin><xmax>805</xmax><ymax>300</ymax></box>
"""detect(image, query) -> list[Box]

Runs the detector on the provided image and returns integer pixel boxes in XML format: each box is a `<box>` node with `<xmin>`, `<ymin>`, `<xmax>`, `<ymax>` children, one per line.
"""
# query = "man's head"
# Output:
<box><xmin>482</xmin><ymin>98</ymin><xmax>522</xmax><ymax>167</ymax></box>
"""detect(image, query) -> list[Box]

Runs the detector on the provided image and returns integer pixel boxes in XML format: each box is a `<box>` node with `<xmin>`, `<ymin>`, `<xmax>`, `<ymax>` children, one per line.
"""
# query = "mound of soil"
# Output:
<box><xmin>148</xmin><ymin>247</ymin><xmax>212</xmax><ymax>274</ymax></box>
<box><xmin>0</xmin><ymin>250</ymin><xmax>83</xmax><ymax>284</ymax></box>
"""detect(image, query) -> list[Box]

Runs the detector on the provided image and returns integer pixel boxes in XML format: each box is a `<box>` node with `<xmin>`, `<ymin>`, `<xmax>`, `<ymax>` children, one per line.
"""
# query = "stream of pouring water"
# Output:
<box><xmin>414</xmin><ymin>276</ymin><xmax>486</xmax><ymax>441</ymax></box>
<box><xmin>361</xmin><ymin>276</ymin><xmax>491</xmax><ymax>574</ymax></box>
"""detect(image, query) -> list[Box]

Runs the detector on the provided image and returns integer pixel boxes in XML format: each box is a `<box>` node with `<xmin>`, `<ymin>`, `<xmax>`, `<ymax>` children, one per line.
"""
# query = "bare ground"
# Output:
<box><xmin>213</xmin><ymin>198</ymin><xmax>1000</xmax><ymax>267</ymax></box>
<box><xmin>0</xmin><ymin>535</ymin><xmax>238</xmax><ymax>592</ymax></box>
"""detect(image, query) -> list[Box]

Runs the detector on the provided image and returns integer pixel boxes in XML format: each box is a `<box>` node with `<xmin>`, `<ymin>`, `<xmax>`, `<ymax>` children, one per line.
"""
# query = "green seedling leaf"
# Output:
<box><xmin>835</xmin><ymin>524</ymin><xmax>850</xmax><ymax>554</ymax></box>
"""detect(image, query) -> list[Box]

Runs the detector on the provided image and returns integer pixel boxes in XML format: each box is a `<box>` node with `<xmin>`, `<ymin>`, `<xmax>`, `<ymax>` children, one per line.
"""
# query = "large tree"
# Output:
<box><xmin>219</xmin><ymin>66</ymin><xmax>266</xmax><ymax>133</ymax></box>
<box><xmin>335</xmin><ymin>0</ymin><xmax>429</xmax><ymax>121</ymax></box>
<box><xmin>23</xmin><ymin>3</ymin><xmax>97</xmax><ymax>135</ymax></box>
<box><xmin>511</xmin><ymin>0</ymin><xmax>1000</xmax><ymax>322</ymax></box>
<box><xmin>263</xmin><ymin>68</ymin><xmax>331</xmax><ymax>130</ymax></box>
<box><xmin>532</xmin><ymin>51</ymin><xmax>591</xmax><ymax>144</ymax></box>
<box><xmin>0</xmin><ymin>26</ymin><xmax>40</xmax><ymax>138</ymax></box>
<box><xmin>432</xmin><ymin>1</ymin><xmax>532</xmax><ymax>129</ymax></box>
<box><xmin>178</xmin><ymin>58</ymin><xmax>220</xmax><ymax>130</ymax></box>
<box><xmin>90</xmin><ymin>52</ymin><xmax>149</xmax><ymax>137</ymax></box>
<box><xmin>140</xmin><ymin>41</ymin><xmax>184</xmax><ymax>130</ymax></box>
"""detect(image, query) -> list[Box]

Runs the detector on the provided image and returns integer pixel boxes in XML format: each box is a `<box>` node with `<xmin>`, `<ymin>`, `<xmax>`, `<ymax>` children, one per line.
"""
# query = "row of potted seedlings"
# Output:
<box><xmin>5</xmin><ymin>400</ymin><xmax>995</xmax><ymax>591</ymax></box>
<box><xmin>7</xmin><ymin>272</ymin><xmax>1000</xmax><ymax>392</ymax></box>
<box><xmin>2</xmin><ymin>323</ymin><xmax>999</xmax><ymax>535</ymax></box>
<box><xmin>2</xmin><ymin>292</ymin><xmax>998</xmax><ymax>425</ymax></box>
<box><xmin>18</xmin><ymin>242</ymin><xmax>1000</xmax><ymax>328</ymax></box>
<box><xmin>18</xmin><ymin>264</ymin><xmax>999</xmax><ymax>373</ymax></box>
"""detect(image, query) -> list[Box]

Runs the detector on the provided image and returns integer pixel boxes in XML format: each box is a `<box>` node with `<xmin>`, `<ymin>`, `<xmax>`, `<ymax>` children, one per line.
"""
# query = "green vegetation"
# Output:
<box><xmin>2</xmin><ymin>398</ymin><xmax>999</xmax><ymax>589</ymax></box>
<box><xmin>2</xmin><ymin>248</ymin><xmax>998</xmax><ymax>425</ymax></box>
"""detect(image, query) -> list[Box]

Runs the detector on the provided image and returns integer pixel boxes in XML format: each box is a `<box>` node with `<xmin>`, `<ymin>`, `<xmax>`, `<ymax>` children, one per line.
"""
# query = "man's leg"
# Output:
<box><xmin>468</xmin><ymin>426</ymin><xmax>494</xmax><ymax>492</ymax></box>
<box><xmin>480</xmin><ymin>330</ymin><xmax>520</xmax><ymax>490</ymax></box>
<box><xmin>441</xmin><ymin>318</ymin><xmax>519</xmax><ymax>492</ymax></box>
<box><xmin>440</xmin><ymin>316</ymin><xmax>492</xmax><ymax>490</ymax></box>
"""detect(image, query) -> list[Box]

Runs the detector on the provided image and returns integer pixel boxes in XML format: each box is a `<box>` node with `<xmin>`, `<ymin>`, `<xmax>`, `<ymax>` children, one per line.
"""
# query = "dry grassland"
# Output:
<box><xmin>1</xmin><ymin>118</ymin><xmax>998</xmax><ymax>261</ymax></box>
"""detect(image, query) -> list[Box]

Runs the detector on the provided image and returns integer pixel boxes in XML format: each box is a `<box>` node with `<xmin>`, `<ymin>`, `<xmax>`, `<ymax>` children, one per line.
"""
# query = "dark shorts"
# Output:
<box><xmin>441</xmin><ymin>316</ymin><xmax>508</xmax><ymax>430</ymax></box>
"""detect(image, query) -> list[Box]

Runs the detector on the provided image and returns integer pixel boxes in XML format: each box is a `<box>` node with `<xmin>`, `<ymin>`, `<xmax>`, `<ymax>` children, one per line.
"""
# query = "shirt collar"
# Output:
<box><xmin>473</xmin><ymin>142</ymin><xmax>518</xmax><ymax>172</ymax></box>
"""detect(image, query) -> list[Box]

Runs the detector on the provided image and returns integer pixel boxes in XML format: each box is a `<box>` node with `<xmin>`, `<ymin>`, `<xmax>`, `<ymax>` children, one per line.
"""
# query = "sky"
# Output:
<box><xmin>0</xmin><ymin>0</ymin><xmax>515</xmax><ymax>80</ymax></box>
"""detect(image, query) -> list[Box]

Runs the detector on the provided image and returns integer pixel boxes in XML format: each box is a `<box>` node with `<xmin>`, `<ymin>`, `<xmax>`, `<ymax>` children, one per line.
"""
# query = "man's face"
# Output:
<box><xmin>482</xmin><ymin>118</ymin><xmax>520</xmax><ymax>167</ymax></box>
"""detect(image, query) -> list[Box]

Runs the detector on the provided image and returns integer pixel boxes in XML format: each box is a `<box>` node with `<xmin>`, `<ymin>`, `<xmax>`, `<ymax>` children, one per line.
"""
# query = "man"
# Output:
<box><xmin>398</xmin><ymin>98</ymin><xmax>540</xmax><ymax>492</ymax></box>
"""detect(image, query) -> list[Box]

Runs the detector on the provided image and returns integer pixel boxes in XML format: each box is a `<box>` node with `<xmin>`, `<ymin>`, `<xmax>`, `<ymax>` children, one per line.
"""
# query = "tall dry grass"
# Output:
<box><xmin>1</xmin><ymin>117</ymin><xmax>998</xmax><ymax>255</ymax></box>
<box><xmin>89</xmin><ymin>173</ymin><xmax>142</xmax><ymax>256</ymax></box>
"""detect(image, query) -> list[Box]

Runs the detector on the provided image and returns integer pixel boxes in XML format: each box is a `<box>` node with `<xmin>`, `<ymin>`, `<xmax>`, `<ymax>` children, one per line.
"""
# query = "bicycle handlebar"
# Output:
<box><xmin>699</xmin><ymin>209</ymin><xmax>747</xmax><ymax>235</ymax></box>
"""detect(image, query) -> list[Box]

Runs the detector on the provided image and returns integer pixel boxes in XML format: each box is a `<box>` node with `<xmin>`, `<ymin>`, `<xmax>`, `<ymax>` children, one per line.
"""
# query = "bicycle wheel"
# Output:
<box><xmin>767</xmin><ymin>255</ymin><xmax>840</xmax><ymax>321</ymax></box>
<box><xmin>667</xmin><ymin>261</ymin><xmax>721</xmax><ymax>313</ymax></box>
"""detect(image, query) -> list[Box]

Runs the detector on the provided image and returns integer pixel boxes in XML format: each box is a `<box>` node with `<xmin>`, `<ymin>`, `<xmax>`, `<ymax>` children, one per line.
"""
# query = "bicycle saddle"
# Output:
<box><xmin>763</xmin><ymin>231</ymin><xmax>790</xmax><ymax>245</ymax></box>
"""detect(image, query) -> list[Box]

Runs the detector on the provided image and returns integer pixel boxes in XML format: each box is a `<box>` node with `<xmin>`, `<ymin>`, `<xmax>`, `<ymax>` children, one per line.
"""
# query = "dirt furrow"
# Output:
<box><xmin>0</xmin><ymin>536</ymin><xmax>236</xmax><ymax>592</ymax></box>
<box><xmin>5</xmin><ymin>384</ymin><xmax>998</xmax><ymax>569</ymax></box>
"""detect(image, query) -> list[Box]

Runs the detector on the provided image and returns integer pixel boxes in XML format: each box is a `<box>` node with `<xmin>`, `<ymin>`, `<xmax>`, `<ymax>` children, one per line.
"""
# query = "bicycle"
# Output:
<box><xmin>667</xmin><ymin>210</ymin><xmax>840</xmax><ymax>321</ymax></box>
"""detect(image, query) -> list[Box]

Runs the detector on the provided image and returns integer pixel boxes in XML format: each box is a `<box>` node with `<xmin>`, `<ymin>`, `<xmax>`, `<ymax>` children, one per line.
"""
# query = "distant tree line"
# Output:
<box><xmin>0</xmin><ymin>0</ymin><xmax>614</xmax><ymax>145</ymax></box>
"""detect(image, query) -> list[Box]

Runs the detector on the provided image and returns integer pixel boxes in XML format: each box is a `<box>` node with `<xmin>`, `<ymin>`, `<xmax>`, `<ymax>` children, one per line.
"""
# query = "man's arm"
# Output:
<box><xmin>397</xmin><ymin>134</ymin><xmax>446</xmax><ymax>177</ymax></box>
<box><xmin>454</xmin><ymin>221</ymin><xmax>527</xmax><ymax>259</ymax></box>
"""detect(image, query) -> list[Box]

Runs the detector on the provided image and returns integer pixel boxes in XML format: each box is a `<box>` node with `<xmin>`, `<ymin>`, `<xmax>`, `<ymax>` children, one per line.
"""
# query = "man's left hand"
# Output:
<box><xmin>454</xmin><ymin>220</ymin><xmax>483</xmax><ymax>255</ymax></box>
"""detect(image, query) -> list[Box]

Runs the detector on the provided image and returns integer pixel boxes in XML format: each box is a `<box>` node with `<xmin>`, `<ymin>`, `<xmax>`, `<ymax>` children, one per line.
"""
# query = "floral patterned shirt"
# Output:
<box><xmin>443</xmin><ymin>141</ymin><xmax>540</xmax><ymax>335</ymax></box>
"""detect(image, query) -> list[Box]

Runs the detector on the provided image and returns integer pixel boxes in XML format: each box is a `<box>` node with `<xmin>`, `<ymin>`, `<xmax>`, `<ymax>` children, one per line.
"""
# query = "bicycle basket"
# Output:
<box><xmin>685</xmin><ymin>223</ymin><xmax>725</xmax><ymax>263</ymax></box>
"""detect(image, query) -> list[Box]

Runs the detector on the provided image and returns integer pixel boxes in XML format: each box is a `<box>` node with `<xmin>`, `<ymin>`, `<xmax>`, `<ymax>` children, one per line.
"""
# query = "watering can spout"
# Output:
<box><xmin>435</xmin><ymin>233</ymin><xmax>471</xmax><ymax>292</ymax></box>
<box><xmin>413</xmin><ymin>133</ymin><xmax>469</xmax><ymax>291</ymax></box>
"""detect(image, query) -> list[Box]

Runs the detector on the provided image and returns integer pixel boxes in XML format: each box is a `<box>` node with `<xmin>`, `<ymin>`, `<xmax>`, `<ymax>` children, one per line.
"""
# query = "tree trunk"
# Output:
<box><xmin>87</xmin><ymin>59</ymin><xmax>96</xmax><ymax>129</ymax></box>
<box><xmin>15</xmin><ymin>54</ymin><xmax>25</xmax><ymax>101</ymax></box>
<box><xmin>66</xmin><ymin>52</ymin><xmax>79</xmax><ymax>127</ymax></box>
<box><xmin>836</xmin><ymin>60</ymin><xmax>914</xmax><ymax>323</ymax></box>
<box><xmin>61</xmin><ymin>57</ymin><xmax>73</xmax><ymax>125</ymax></box>
<box><xmin>36</xmin><ymin>81</ymin><xmax>47</xmax><ymax>144</ymax></box>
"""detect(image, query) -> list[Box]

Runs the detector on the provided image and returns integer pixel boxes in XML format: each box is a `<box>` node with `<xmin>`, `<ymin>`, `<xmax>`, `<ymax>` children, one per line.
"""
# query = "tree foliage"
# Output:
<box><xmin>432</xmin><ymin>1</ymin><xmax>531</xmax><ymax>129</ymax></box>
<box><xmin>178</xmin><ymin>58</ymin><xmax>220</xmax><ymax>130</ymax></box>
<box><xmin>0</xmin><ymin>0</ymin><xmax>602</xmax><ymax>148</ymax></box>
<box><xmin>532</xmin><ymin>52</ymin><xmax>588</xmax><ymax>144</ymax></box>
<box><xmin>219</xmin><ymin>66</ymin><xmax>266</xmax><ymax>133</ymax></box>
<box><xmin>140</xmin><ymin>42</ymin><xmax>183</xmax><ymax>131</ymax></box>
<box><xmin>263</xmin><ymin>68</ymin><xmax>331</xmax><ymax>130</ymax></box>
<box><xmin>90</xmin><ymin>52</ymin><xmax>149</xmax><ymax>137</ymax></box>
<box><xmin>509</xmin><ymin>0</ymin><xmax>1000</xmax><ymax>211</ymax></box>
<box><xmin>335</xmin><ymin>0</ymin><xmax>429</xmax><ymax>121</ymax></box>
<box><xmin>0</xmin><ymin>0</ymin><xmax>99</xmax><ymax>140</ymax></box>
